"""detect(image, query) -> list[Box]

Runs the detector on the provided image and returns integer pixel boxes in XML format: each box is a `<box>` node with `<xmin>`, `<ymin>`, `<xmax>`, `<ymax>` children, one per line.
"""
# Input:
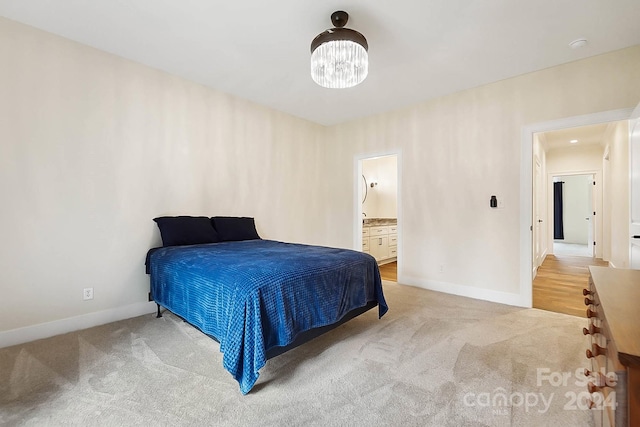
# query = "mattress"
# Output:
<box><xmin>148</xmin><ymin>239</ymin><xmax>388</xmax><ymax>393</ymax></box>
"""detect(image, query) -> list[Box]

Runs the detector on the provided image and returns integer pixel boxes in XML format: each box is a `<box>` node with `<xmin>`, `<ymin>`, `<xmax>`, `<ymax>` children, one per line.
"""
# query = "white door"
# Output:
<box><xmin>630</xmin><ymin>102</ymin><xmax>640</xmax><ymax>269</ymax></box>
<box><xmin>587</xmin><ymin>175</ymin><xmax>594</xmax><ymax>257</ymax></box>
<box><xmin>534</xmin><ymin>159</ymin><xmax>544</xmax><ymax>273</ymax></box>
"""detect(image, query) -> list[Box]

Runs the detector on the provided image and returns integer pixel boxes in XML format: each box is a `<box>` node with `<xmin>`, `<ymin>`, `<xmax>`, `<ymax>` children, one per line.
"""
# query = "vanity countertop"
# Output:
<box><xmin>363</xmin><ymin>218</ymin><xmax>397</xmax><ymax>226</ymax></box>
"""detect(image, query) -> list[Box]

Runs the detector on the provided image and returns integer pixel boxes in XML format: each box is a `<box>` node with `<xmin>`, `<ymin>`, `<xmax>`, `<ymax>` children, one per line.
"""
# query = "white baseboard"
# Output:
<box><xmin>1</xmin><ymin>276</ymin><xmax>530</xmax><ymax>349</ymax></box>
<box><xmin>399</xmin><ymin>275</ymin><xmax>527</xmax><ymax>308</ymax></box>
<box><xmin>0</xmin><ymin>301</ymin><xmax>156</xmax><ymax>349</ymax></box>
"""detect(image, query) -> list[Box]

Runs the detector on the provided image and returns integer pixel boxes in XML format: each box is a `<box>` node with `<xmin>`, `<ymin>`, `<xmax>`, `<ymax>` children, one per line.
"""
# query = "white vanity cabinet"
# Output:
<box><xmin>369</xmin><ymin>235</ymin><xmax>389</xmax><ymax>261</ymax></box>
<box><xmin>362</xmin><ymin>223</ymin><xmax>397</xmax><ymax>264</ymax></box>
<box><xmin>388</xmin><ymin>226</ymin><xmax>397</xmax><ymax>258</ymax></box>
<box><xmin>362</xmin><ymin>227</ymin><xmax>370</xmax><ymax>253</ymax></box>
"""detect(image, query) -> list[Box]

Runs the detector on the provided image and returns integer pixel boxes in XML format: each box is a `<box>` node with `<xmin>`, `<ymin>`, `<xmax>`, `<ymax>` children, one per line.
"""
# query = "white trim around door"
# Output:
<box><xmin>354</xmin><ymin>150</ymin><xmax>402</xmax><ymax>281</ymax></box>
<box><xmin>520</xmin><ymin>108</ymin><xmax>633</xmax><ymax>308</ymax></box>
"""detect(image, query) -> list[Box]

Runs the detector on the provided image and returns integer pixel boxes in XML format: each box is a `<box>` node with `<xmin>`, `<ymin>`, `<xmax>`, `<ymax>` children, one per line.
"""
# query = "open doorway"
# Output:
<box><xmin>356</xmin><ymin>153</ymin><xmax>399</xmax><ymax>283</ymax></box>
<box><xmin>531</xmin><ymin>121</ymin><xmax>609</xmax><ymax>277</ymax></box>
<box><xmin>522</xmin><ymin>107</ymin><xmax>636</xmax><ymax>309</ymax></box>
<box><xmin>530</xmin><ymin>119</ymin><xmax>628</xmax><ymax>316</ymax></box>
<box><xmin>551</xmin><ymin>174</ymin><xmax>595</xmax><ymax>257</ymax></box>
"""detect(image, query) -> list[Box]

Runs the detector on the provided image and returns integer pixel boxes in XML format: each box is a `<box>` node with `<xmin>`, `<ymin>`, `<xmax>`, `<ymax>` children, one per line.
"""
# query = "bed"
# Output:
<box><xmin>146</xmin><ymin>216</ymin><xmax>388</xmax><ymax>394</ymax></box>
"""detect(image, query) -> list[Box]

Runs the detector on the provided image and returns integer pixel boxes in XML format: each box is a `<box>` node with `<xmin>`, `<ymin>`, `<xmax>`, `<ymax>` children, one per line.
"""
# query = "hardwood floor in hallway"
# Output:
<box><xmin>533</xmin><ymin>255</ymin><xmax>609</xmax><ymax>317</ymax></box>
<box><xmin>379</xmin><ymin>261</ymin><xmax>397</xmax><ymax>282</ymax></box>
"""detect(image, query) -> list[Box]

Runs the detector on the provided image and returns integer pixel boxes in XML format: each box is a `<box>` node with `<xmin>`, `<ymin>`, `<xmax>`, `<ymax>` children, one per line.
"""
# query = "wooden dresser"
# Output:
<box><xmin>585</xmin><ymin>266</ymin><xmax>640</xmax><ymax>426</ymax></box>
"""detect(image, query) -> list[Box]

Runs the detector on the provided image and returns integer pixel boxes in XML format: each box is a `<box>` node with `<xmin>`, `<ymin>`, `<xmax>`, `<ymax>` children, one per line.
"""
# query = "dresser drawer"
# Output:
<box><xmin>389</xmin><ymin>247</ymin><xmax>397</xmax><ymax>257</ymax></box>
<box><xmin>362</xmin><ymin>227</ymin><xmax>370</xmax><ymax>237</ymax></box>
<box><xmin>389</xmin><ymin>234</ymin><xmax>397</xmax><ymax>246</ymax></box>
<box><xmin>362</xmin><ymin>238</ymin><xmax>370</xmax><ymax>250</ymax></box>
<box><xmin>389</xmin><ymin>226</ymin><xmax>397</xmax><ymax>234</ymax></box>
<box><xmin>584</xmin><ymin>266</ymin><xmax>640</xmax><ymax>427</ymax></box>
<box><xmin>369</xmin><ymin>226</ymin><xmax>388</xmax><ymax>237</ymax></box>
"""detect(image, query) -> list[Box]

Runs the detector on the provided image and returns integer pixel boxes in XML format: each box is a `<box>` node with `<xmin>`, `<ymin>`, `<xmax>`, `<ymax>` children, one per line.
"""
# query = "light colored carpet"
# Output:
<box><xmin>0</xmin><ymin>282</ymin><xmax>594</xmax><ymax>426</ymax></box>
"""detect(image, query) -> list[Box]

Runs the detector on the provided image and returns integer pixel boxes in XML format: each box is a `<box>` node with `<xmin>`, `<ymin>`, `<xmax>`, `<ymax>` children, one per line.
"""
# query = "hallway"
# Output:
<box><xmin>379</xmin><ymin>261</ymin><xmax>397</xmax><ymax>282</ymax></box>
<box><xmin>533</xmin><ymin>254</ymin><xmax>608</xmax><ymax>317</ymax></box>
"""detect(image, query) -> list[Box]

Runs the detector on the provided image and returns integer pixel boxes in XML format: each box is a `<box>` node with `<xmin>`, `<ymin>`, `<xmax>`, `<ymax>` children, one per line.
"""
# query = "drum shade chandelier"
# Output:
<box><xmin>310</xmin><ymin>11</ymin><xmax>368</xmax><ymax>89</ymax></box>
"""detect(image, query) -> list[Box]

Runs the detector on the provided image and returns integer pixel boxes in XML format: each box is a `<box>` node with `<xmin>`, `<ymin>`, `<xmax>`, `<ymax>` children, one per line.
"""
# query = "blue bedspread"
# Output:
<box><xmin>149</xmin><ymin>239</ymin><xmax>388</xmax><ymax>394</ymax></box>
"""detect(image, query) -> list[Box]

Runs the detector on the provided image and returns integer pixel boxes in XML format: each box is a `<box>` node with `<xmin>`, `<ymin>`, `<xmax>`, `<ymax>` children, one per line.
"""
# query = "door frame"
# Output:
<box><xmin>548</xmin><ymin>172</ymin><xmax>597</xmax><ymax>257</ymax></box>
<box><xmin>355</xmin><ymin>150</ymin><xmax>402</xmax><ymax>281</ymax></box>
<box><xmin>533</xmin><ymin>156</ymin><xmax>544</xmax><ymax>277</ymax></box>
<box><xmin>629</xmin><ymin>103</ymin><xmax>640</xmax><ymax>268</ymax></box>
<box><xmin>520</xmin><ymin>108</ymin><xmax>633</xmax><ymax>307</ymax></box>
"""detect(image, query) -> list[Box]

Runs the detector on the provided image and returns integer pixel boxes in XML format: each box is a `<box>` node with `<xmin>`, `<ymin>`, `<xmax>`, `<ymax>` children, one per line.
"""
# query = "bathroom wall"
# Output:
<box><xmin>362</xmin><ymin>155</ymin><xmax>397</xmax><ymax>218</ymax></box>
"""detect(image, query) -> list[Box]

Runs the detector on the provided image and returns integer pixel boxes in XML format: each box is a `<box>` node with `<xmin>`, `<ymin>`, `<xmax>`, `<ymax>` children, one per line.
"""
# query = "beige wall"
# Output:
<box><xmin>362</xmin><ymin>155</ymin><xmax>397</xmax><ymax>219</ymax></box>
<box><xmin>603</xmin><ymin>121</ymin><xmax>630</xmax><ymax>268</ymax></box>
<box><xmin>328</xmin><ymin>46</ymin><xmax>640</xmax><ymax>299</ymax></box>
<box><xmin>546</xmin><ymin>145</ymin><xmax>604</xmax><ymax>173</ymax></box>
<box><xmin>0</xmin><ymin>17</ymin><xmax>328</xmax><ymax>334</ymax></box>
<box><xmin>1</xmin><ymin>14</ymin><xmax>640</xmax><ymax>340</ymax></box>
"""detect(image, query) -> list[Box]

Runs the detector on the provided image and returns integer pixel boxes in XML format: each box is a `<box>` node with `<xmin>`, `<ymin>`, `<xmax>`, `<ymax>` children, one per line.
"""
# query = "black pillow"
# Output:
<box><xmin>211</xmin><ymin>216</ymin><xmax>261</xmax><ymax>242</ymax></box>
<box><xmin>153</xmin><ymin>216</ymin><xmax>219</xmax><ymax>247</ymax></box>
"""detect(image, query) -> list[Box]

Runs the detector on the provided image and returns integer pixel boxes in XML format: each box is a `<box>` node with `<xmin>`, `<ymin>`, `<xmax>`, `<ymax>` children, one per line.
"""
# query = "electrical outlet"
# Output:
<box><xmin>439</xmin><ymin>264</ymin><xmax>444</xmax><ymax>273</ymax></box>
<box><xmin>83</xmin><ymin>287</ymin><xmax>94</xmax><ymax>300</ymax></box>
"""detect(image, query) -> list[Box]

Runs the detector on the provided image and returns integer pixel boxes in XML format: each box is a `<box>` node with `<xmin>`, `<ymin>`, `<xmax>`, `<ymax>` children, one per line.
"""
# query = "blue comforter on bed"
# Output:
<box><xmin>149</xmin><ymin>239</ymin><xmax>387</xmax><ymax>394</ymax></box>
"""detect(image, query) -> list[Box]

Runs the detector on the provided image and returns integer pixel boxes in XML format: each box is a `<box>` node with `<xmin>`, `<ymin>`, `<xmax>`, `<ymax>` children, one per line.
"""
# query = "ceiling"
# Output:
<box><xmin>541</xmin><ymin>123</ymin><xmax>612</xmax><ymax>152</ymax></box>
<box><xmin>1</xmin><ymin>1</ymin><xmax>639</xmax><ymax>126</ymax></box>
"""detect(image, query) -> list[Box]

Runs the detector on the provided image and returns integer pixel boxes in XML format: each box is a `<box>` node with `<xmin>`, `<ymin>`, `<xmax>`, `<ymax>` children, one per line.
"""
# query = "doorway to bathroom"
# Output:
<box><xmin>356</xmin><ymin>153</ymin><xmax>399</xmax><ymax>283</ymax></box>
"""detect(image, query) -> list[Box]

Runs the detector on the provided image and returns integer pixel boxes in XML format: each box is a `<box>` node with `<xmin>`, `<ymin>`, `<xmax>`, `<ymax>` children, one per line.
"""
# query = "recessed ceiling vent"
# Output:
<box><xmin>569</xmin><ymin>39</ymin><xmax>588</xmax><ymax>49</ymax></box>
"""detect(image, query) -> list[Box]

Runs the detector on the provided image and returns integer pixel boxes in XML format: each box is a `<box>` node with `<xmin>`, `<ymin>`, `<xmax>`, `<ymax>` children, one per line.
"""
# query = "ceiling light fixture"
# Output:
<box><xmin>570</xmin><ymin>139</ymin><xmax>578</xmax><ymax>144</ymax></box>
<box><xmin>310</xmin><ymin>11</ymin><xmax>368</xmax><ymax>89</ymax></box>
